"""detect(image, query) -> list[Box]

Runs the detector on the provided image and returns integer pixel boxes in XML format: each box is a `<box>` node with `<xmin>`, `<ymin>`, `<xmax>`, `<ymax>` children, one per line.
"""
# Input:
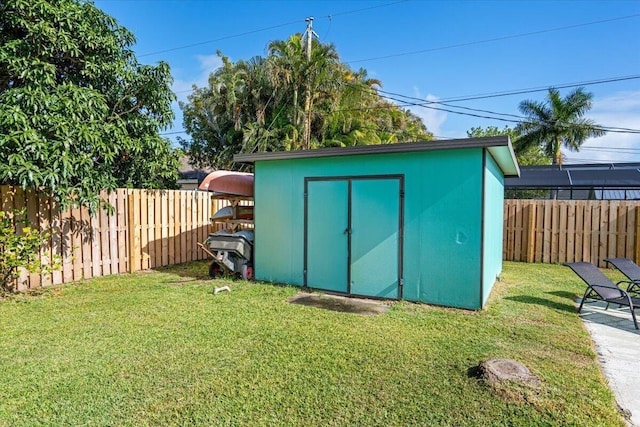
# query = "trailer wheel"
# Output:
<box><xmin>241</xmin><ymin>265</ymin><xmax>253</xmax><ymax>281</ymax></box>
<box><xmin>209</xmin><ymin>262</ymin><xmax>222</xmax><ymax>278</ymax></box>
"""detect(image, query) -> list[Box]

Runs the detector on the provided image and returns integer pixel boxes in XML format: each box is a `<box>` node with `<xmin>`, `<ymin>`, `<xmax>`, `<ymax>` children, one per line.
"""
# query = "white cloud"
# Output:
<box><xmin>407</xmin><ymin>88</ymin><xmax>448</xmax><ymax>138</ymax></box>
<box><xmin>166</xmin><ymin>54</ymin><xmax>223</xmax><ymax>144</ymax></box>
<box><xmin>562</xmin><ymin>90</ymin><xmax>640</xmax><ymax>164</ymax></box>
<box><xmin>172</xmin><ymin>53</ymin><xmax>223</xmax><ymax>103</ymax></box>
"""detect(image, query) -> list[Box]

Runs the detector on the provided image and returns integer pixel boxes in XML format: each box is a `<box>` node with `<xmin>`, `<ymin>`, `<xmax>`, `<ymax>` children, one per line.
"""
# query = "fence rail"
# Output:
<box><xmin>0</xmin><ymin>186</ymin><xmax>242</xmax><ymax>291</ymax></box>
<box><xmin>503</xmin><ymin>199</ymin><xmax>640</xmax><ymax>267</ymax></box>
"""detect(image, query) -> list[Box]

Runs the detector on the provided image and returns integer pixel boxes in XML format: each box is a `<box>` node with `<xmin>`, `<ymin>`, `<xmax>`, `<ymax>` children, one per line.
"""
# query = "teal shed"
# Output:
<box><xmin>235</xmin><ymin>136</ymin><xmax>519</xmax><ymax>309</ymax></box>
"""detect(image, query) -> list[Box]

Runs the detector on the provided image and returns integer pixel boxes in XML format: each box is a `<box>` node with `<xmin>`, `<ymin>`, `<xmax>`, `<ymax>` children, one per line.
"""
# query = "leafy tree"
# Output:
<box><xmin>268</xmin><ymin>35</ymin><xmax>338</xmax><ymax>150</ymax></box>
<box><xmin>466</xmin><ymin>125</ymin><xmax>549</xmax><ymax>166</ymax></box>
<box><xmin>515</xmin><ymin>88</ymin><xmax>606</xmax><ymax>165</ymax></box>
<box><xmin>180</xmin><ymin>36</ymin><xmax>432</xmax><ymax>170</ymax></box>
<box><xmin>326</xmin><ymin>67</ymin><xmax>430</xmax><ymax>147</ymax></box>
<box><xmin>180</xmin><ymin>53</ymin><xmax>287</xmax><ymax>170</ymax></box>
<box><xmin>0</xmin><ymin>0</ymin><xmax>182</xmax><ymax>212</ymax></box>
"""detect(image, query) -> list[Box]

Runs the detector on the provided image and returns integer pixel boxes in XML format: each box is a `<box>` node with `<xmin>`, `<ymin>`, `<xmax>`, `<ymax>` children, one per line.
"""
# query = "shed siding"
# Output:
<box><xmin>482</xmin><ymin>152</ymin><xmax>505</xmax><ymax>306</ymax></box>
<box><xmin>254</xmin><ymin>148</ymin><xmax>487</xmax><ymax>309</ymax></box>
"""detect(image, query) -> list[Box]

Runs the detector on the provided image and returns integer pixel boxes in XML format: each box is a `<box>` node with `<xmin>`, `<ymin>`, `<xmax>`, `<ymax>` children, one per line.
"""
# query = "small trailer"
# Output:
<box><xmin>200</xmin><ymin>230</ymin><xmax>254</xmax><ymax>280</ymax></box>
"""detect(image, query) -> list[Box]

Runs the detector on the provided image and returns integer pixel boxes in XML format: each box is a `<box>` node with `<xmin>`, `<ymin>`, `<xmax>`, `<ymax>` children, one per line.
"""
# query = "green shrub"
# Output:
<box><xmin>0</xmin><ymin>209</ymin><xmax>59</xmax><ymax>293</ymax></box>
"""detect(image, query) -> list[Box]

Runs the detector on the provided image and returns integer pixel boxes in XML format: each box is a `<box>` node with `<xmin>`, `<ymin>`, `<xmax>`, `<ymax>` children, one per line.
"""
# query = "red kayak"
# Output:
<box><xmin>198</xmin><ymin>170</ymin><xmax>254</xmax><ymax>197</ymax></box>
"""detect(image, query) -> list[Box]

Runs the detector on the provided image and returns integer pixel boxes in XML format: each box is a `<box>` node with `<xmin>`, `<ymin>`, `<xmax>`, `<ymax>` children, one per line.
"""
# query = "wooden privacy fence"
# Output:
<box><xmin>0</xmin><ymin>186</ymin><xmax>241</xmax><ymax>291</ymax></box>
<box><xmin>5</xmin><ymin>190</ymin><xmax>640</xmax><ymax>290</ymax></box>
<box><xmin>504</xmin><ymin>200</ymin><xmax>640</xmax><ymax>267</ymax></box>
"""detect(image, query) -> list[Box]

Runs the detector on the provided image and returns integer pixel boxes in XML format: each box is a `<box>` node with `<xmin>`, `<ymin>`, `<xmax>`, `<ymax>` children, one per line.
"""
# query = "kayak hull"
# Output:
<box><xmin>198</xmin><ymin>170</ymin><xmax>254</xmax><ymax>197</ymax></box>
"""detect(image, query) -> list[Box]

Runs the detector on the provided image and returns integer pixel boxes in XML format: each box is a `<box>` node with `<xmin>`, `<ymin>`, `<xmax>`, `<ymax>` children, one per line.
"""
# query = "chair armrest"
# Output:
<box><xmin>616</xmin><ymin>280</ymin><xmax>637</xmax><ymax>287</ymax></box>
<box><xmin>615</xmin><ymin>280</ymin><xmax>640</xmax><ymax>294</ymax></box>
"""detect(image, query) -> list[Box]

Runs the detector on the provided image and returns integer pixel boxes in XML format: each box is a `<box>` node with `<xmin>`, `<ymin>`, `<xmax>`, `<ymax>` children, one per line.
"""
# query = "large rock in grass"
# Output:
<box><xmin>477</xmin><ymin>358</ymin><xmax>540</xmax><ymax>387</ymax></box>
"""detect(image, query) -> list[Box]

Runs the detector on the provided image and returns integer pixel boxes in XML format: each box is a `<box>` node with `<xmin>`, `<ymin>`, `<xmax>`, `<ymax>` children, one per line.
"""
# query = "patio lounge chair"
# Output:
<box><xmin>564</xmin><ymin>262</ymin><xmax>639</xmax><ymax>329</ymax></box>
<box><xmin>603</xmin><ymin>257</ymin><xmax>640</xmax><ymax>295</ymax></box>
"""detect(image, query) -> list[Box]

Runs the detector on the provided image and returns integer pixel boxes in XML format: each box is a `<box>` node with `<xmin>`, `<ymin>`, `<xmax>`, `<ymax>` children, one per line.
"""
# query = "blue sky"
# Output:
<box><xmin>94</xmin><ymin>0</ymin><xmax>640</xmax><ymax>164</ymax></box>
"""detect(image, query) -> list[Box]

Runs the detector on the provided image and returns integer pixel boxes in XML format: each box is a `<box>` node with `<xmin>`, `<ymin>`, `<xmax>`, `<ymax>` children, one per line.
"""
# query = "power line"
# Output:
<box><xmin>346</xmin><ymin>14</ymin><xmax>640</xmax><ymax>64</ymax></box>
<box><xmin>167</xmin><ymin>75</ymin><xmax>640</xmax><ymax>138</ymax></box>
<box><xmin>377</xmin><ymin>75</ymin><xmax>640</xmax><ymax>104</ymax></box>
<box><xmin>139</xmin><ymin>0</ymin><xmax>408</xmax><ymax>58</ymax></box>
<box><xmin>139</xmin><ymin>20</ymin><xmax>300</xmax><ymax>58</ymax></box>
<box><xmin>563</xmin><ymin>156</ymin><xmax>640</xmax><ymax>163</ymax></box>
<box><xmin>339</xmin><ymin>80</ymin><xmax>640</xmax><ymax>133</ymax></box>
<box><xmin>327</xmin><ymin>0</ymin><xmax>408</xmax><ymax>18</ymax></box>
<box><xmin>585</xmin><ymin>145</ymin><xmax>640</xmax><ymax>151</ymax></box>
<box><xmin>173</xmin><ymin>73</ymin><xmax>640</xmax><ymax>112</ymax></box>
<box><xmin>348</xmin><ymin>91</ymin><xmax>640</xmax><ymax>134</ymax></box>
<box><xmin>580</xmin><ymin>146</ymin><xmax>640</xmax><ymax>153</ymax></box>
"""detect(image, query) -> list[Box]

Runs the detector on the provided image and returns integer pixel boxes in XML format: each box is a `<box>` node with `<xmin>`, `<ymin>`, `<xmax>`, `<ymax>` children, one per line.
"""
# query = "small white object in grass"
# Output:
<box><xmin>214</xmin><ymin>285</ymin><xmax>231</xmax><ymax>295</ymax></box>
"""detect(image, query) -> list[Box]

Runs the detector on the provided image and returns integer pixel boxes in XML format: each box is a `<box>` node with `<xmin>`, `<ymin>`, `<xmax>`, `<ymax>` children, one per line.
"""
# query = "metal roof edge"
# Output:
<box><xmin>234</xmin><ymin>136</ymin><xmax>515</xmax><ymax>166</ymax></box>
<box><xmin>486</xmin><ymin>137</ymin><xmax>520</xmax><ymax>178</ymax></box>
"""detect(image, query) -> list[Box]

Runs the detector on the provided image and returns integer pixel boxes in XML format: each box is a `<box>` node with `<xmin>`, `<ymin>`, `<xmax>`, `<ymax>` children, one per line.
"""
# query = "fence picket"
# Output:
<box><xmin>558</xmin><ymin>201</ymin><xmax>568</xmax><ymax>264</ymax></box>
<box><xmin>574</xmin><ymin>202</ymin><xmax>584</xmax><ymax>262</ymax></box>
<box><xmin>542</xmin><ymin>200</ymin><xmax>551</xmax><ymax>263</ymax></box>
<box><xmin>583</xmin><ymin>202</ymin><xmax>592</xmax><ymax>263</ymax></box>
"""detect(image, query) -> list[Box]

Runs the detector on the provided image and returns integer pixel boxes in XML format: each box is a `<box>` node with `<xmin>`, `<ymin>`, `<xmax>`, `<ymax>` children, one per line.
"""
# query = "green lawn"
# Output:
<box><xmin>0</xmin><ymin>261</ymin><xmax>625</xmax><ymax>426</ymax></box>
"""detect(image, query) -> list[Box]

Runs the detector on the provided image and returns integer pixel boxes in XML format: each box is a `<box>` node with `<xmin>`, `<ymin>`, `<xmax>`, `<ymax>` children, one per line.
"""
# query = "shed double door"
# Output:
<box><xmin>305</xmin><ymin>176</ymin><xmax>403</xmax><ymax>299</ymax></box>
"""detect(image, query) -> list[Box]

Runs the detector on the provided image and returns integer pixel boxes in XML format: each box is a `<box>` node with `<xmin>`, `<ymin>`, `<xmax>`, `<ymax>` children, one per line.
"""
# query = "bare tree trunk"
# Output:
<box><xmin>303</xmin><ymin>87</ymin><xmax>311</xmax><ymax>150</ymax></box>
<box><xmin>555</xmin><ymin>136</ymin><xmax>563</xmax><ymax>165</ymax></box>
<box><xmin>292</xmin><ymin>89</ymin><xmax>298</xmax><ymax>149</ymax></box>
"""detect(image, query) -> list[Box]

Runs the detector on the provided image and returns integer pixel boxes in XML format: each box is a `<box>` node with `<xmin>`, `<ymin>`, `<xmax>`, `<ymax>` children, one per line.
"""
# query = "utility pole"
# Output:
<box><xmin>302</xmin><ymin>17</ymin><xmax>316</xmax><ymax>150</ymax></box>
<box><xmin>304</xmin><ymin>17</ymin><xmax>314</xmax><ymax>60</ymax></box>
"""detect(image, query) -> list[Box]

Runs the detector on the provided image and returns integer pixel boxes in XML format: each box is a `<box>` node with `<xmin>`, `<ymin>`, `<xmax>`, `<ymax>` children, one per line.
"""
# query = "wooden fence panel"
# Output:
<box><xmin>1</xmin><ymin>187</ymin><xmax>240</xmax><ymax>289</ymax></box>
<box><xmin>503</xmin><ymin>199</ymin><xmax>640</xmax><ymax>266</ymax></box>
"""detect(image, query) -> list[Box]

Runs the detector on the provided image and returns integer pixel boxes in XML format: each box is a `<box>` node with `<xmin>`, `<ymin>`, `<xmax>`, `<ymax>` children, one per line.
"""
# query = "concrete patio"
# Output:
<box><xmin>579</xmin><ymin>300</ymin><xmax>640</xmax><ymax>426</ymax></box>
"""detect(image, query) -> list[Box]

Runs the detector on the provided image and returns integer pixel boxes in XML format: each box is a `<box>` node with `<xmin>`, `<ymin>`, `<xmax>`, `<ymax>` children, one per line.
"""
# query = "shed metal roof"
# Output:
<box><xmin>234</xmin><ymin>136</ymin><xmax>520</xmax><ymax>177</ymax></box>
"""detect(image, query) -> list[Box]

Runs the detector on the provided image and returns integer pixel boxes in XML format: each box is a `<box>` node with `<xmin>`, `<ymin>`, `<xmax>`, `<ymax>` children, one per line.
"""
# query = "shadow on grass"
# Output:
<box><xmin>503</xmin><ymin>295</ymin><xmax>576</xmax><ymax>313</ymax></box>
<box><xmin>153</xmin><ymin>260</ymin><xmax>217</xmax><ymax>283</ymax></box>
<box><xmin>546</xmin><ymin>290</ymin><xmax>579</xmax><ymax>300</ymax></box>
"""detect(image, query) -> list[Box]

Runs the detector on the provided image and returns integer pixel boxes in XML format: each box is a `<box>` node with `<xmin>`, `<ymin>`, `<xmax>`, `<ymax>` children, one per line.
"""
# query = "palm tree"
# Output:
<box><xmin>267</xmin><ymin>35</ymin><xmax>306</xmax><ymax>149</ymax></box>
<box><xmin>515</xmin><ymin>87</ymin><xmax>606</xmax><ymax>165</ymax></box>
<box><xmin>268</xmin><ymin>35</ymin><xmax>340</xmax><ymax>149</ymax></box>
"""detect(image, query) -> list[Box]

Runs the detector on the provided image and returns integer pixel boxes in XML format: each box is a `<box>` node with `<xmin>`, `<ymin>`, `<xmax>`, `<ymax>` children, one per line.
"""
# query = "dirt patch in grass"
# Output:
<box><xmin>289</xmin><ymin>292</ymin><xmax>390</xmax><ymax>315</ymax></box>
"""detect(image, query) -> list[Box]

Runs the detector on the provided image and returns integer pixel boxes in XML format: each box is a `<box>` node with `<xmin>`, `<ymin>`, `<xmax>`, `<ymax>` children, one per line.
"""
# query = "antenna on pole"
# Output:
<box><xmin>302</xmin><ymin>16</ymin><xmax>318</xmax><ymax>149</ymax></box>
<box><xmin>304</xmin><ymin>16</ymin><xmax>318</xmax><ymax>60</ymax></box>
